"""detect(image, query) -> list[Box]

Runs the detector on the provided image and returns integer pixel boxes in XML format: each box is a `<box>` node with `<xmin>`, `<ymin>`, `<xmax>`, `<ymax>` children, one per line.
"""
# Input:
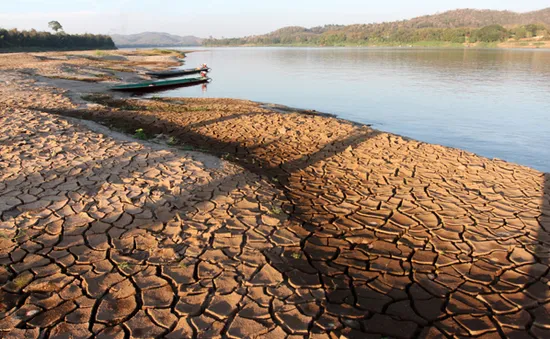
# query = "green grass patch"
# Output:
<box><xmin>291</xmin><ymin>252</ymin><xmax>302</xmax><ymax>259</ymax></box>
<box><xmin>270</xmin><ymin>206</ymin><xmax>283</xmax><ymax>215</ymax></box>
<box><xmin>134</xmin><ymin>128</ymin><xmax>147</xmax><ymax>140</ymax></box>
<box><xmin>13</xmin><ymin>229</ymin><xmax>26</xmax><ymax>239</ymax></box>
<box><xmin>167</xmin><ymin>136</ymin><xmax>178</xmax><ymax>145</ymax></box>
<box><xmin>140</xmin><ymin>49</ymin><xmax>186</xmax><ymax>58</ymax></box>
<box><xmin>12</xmin><ymin>274</ymin><xmax>32</xmax><ymax>290</ymax></box>
<box><xmin>152</xmin><ymin>49</ymin><xmax>177</xmax><ymax>54</ymax></box>
<box><xmin>117</xmin><ymin>261</ymin><xmax>133</xmax><ymax>271</ymax></box>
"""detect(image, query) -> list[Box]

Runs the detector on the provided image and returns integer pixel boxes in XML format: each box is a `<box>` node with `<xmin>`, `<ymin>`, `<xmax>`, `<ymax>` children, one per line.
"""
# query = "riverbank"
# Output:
<box><xmin>1</xmin><ymin>50</ymin><xmax>549</xmax><ymax>338</ymax></box>
<box><xmin>204</xmin><ymin>39</ymin><xmax>550</xmax><ymax>49</ymax></box>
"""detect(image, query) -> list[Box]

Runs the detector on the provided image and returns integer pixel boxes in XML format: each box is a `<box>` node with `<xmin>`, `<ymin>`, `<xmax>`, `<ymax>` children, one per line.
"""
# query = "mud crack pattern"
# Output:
<box><xmin>0</xmin><ymin>72</ymin><xmax>549</xmax><ymax>338</ymax></box>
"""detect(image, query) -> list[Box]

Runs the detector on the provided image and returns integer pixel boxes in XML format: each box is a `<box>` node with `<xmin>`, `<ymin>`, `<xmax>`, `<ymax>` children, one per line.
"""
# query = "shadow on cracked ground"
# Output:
<box><xmin>1</xmin><ymin>96</ymin><xmax>549</xmax><ymax>338</ymax></box>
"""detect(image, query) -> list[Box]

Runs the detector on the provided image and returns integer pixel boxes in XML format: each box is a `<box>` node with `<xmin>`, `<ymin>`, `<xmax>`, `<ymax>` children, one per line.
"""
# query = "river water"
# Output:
<box><xmin>151</xmin><ymin>47</ymin><xmax>550</xmax><ymax>172</ymax></box>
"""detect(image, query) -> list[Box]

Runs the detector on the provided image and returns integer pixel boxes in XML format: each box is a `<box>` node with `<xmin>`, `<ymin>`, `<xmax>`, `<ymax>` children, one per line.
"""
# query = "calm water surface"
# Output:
<box><xmin>153</xmin><ymin>47</ymin><xmax>550</xmax><ymax>172</ymax></box>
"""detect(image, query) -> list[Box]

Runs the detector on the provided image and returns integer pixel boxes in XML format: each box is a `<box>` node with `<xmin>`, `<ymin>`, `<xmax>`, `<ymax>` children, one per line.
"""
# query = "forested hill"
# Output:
<box><xmin>204</xmin><ymin>8</ymin><xmax>550</xmax><ymax>46</ymax></box>
<box><xmin>0</xmin><ymin>29</ymin><xmax>116</xmax><ymax>52</ymax></box>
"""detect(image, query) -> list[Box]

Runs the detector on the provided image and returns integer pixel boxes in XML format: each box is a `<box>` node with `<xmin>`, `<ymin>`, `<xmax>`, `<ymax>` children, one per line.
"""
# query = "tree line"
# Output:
<box><xmin>204</xmin><ymin>23</ymin><xmax>550</xmax><ymax>46</ymax></box>
<box><xmin>0</xmin><ymin>28</ymin><xmax>116</xmax><ymax>52</ymax></box>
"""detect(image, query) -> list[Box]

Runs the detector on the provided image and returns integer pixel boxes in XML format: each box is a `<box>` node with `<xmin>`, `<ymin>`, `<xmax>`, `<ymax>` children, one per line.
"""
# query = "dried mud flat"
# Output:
<box><xmin>0</xmin><ymin>51</ymin><xmax>549</xmax><ymax>339</ymax></box>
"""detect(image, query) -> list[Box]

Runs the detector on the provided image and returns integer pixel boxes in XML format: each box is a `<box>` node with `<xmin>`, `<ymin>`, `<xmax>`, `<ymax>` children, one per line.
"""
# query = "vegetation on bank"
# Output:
<box><xmin>146</xmin><ymin>49</ymin><xmax>187</xmax><ymax>57</ymax></box>
<box><xmin>204</xmin><ymin>23</ymin><xmax>550</xmax><ymax>47</ymax></box>
<box><xmin>0</xmin><ymin>28</ymin><xmax>116</xmax><ymax>52</ymax></box>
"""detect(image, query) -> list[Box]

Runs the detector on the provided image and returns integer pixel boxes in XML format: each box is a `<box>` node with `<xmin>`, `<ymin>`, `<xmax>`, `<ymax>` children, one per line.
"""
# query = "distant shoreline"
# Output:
<box><xmin>115</xmin><ymin>45</ymin><xmax>200</xmax><ymax>49</ymax></box>
<box><xmin>202</xmin><ymin>40</ymin><xmax>550</xmax><ymax>50</ymax></box>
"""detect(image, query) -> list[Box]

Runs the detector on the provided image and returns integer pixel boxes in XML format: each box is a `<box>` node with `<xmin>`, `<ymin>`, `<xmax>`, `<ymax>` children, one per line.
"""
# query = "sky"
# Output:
<box><xmin>1</xmin><ymin>0</ymin><xmax>548</xmax><ymax>38</ymax></box>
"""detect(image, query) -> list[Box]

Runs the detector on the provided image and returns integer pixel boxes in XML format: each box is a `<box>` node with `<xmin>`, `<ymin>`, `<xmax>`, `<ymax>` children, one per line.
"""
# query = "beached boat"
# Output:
<box><xmin>145</xmin><ymin>67</ymin><xmax>211</xmax><ymax>78</ymax></box>
<box><xmin>110</xmin><ymin>77</ymin><xmax>210</xmax><ymax>92</ymax></box>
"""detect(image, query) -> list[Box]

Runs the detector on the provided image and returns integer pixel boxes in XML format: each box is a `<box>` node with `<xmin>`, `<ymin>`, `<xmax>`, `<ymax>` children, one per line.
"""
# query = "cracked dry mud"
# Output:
<box><xmin>1</xmin><ymin>59</ymin><xmax>550</xmax><ymax>338</ymax></box>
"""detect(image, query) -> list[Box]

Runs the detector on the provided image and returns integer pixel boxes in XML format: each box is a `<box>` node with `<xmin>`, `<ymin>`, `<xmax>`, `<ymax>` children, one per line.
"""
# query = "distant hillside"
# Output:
<box><xmin>204</xmin><ymin>8</ymin><xmax>550</xmax><ymax>46</ymax></box>
<box><xmin>111</xmin><ymin>32</ymin><xmax>202</xmax><ymax>48</ymax></box>
<box><xmin>385</xmin><ymin>7</ymin><xmax>550</xmax><ymax>29</ymax></box>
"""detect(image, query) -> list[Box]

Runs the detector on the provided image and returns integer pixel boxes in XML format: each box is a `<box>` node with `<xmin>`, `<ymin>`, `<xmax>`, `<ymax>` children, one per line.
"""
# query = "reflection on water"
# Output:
<box><xmin>153</xmin><ymin>47</ymin><xmax>550</xmax><ymax>172</ymax></box>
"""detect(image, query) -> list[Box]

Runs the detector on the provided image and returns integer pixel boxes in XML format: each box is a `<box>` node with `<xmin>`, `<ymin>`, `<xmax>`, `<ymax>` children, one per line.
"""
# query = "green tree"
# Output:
<box><xmin>513</xmin><ymin>27</ymin><xmax>528</xmax><ymax>40</ymax></box>
<box><xmin>48</xmin><ymin>21</ymin><xmax>63</xmax><ymax>33</ymax></box>
<box><xmin>471</xmin><ymin>25</ymin><xmax>509</xmax><ymax>43</ymax></box>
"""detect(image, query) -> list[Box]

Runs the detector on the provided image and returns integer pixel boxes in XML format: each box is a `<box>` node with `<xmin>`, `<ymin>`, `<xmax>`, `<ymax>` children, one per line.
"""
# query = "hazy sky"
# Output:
<box><xmin>1</xmin><ymin>0</ymin><xmax>548</xmax><ymax>37</ymax></box>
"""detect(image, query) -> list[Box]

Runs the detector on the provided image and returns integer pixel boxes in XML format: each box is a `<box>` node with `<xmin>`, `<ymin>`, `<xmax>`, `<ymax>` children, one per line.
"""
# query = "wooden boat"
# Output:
<box><xmin>145</xmin><ymin>67</ymin><xmax>211</xmax><ymax>78</ymax></box>
<box><xmin>110</xmin><ymin>77</ymin><xmax>210</xmax><ymax>92</ymax></box>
